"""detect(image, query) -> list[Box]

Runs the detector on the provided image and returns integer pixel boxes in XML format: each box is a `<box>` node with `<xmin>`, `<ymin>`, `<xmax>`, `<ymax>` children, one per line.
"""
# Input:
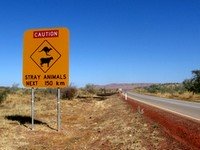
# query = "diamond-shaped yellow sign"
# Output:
<box><xmin>23</xmin><ymin>27</ymin><xmax>69</xmax><ymax>88</ymax></box>
<box><xmin>30</xmin><ymin>40</ymin><xmax>61</xmax><ymax>73</ymax></box>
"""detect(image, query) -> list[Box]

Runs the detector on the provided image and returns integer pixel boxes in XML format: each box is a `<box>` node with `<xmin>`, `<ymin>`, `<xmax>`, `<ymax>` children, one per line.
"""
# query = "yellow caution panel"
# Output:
<box><xmin>23</xmin><ymin>27</ymin><xmax>69</xmax><ymax>88</ymax></box>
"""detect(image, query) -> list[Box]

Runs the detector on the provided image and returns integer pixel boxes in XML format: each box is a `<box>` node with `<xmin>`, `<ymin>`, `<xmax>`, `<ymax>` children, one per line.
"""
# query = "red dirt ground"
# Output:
<box><xmin>121</xmin><ymin>95</ymin><xmax>200</xmax><ymax>150</ymax></box>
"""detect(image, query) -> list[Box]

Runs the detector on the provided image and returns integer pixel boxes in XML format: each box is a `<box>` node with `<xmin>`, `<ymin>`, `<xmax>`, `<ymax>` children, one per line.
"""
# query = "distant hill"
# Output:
<box><xmin>95</xmin><ymin>83</ymin><xmax>153</xmax><ymax>90</ymax></box>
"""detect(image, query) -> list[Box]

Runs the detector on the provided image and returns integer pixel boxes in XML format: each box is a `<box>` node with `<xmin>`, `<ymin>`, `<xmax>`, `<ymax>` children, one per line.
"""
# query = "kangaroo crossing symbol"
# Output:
<box><xmin>23</xmin><ymin>27</ymin><xmax>69</xmax><ymax>88</ymax></box>
<box><xmin>30</xmin><ymin>40</ymin><xmax>61</xmax><ymax>73</ymax></box>
<box><xmin>39</xmin><ymin>46</ymin><xmax>52</xmax><ymax>56</ymax></box>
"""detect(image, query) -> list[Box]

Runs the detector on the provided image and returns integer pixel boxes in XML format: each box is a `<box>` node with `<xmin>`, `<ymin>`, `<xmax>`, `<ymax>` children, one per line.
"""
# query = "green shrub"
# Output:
<box><xmin>61</xmin><ymin>86</ymin><xmax>78</xmax><ymax>100</ymax></box>
<box><xmin>84</xmin><ymin>84</ymin><xmax>97</xmax><ymax>94</ymax></box>
<box><xmin>145</xmin><ymin>84</ymin><xmax>160</xmax><ymax>93</ymax></box>
<box><xmin>22</xmin><ymin>88</ymin><xmax>31</xmax><ymax>95</ymax></box>
<box><xmin>145</xmin><ymin>83</ymin><xmax>186</xmax><ymax>94</ymax></box>
<box><xmin>0</xmin><ymin>90</ymin><xmax>8</xmax><ymax>104</ymax></box>
<box><xmin>183</xmin><ymin>70</ymin><xmax>200</xmax><ymax>94</ymax></box>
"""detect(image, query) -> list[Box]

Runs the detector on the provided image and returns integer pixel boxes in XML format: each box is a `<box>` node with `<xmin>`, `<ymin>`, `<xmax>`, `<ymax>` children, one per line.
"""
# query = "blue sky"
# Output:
<box><xmin>0</xmin><ymin>0</ymin><xmax>199</xmax><ymax>87</ymax></box>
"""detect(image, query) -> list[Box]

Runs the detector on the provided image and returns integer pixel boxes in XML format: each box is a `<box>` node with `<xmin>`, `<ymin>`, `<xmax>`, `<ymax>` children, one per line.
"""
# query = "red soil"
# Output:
<box><xmin>122</xmin><ymin>95</ymin><xmax>200</xmax><ymax>150</ymax></box>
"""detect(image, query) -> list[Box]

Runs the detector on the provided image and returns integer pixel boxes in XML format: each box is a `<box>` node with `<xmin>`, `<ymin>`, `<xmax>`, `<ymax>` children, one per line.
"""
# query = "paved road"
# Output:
<box><xmin>127</xmin><ymin>92</ymin><xmax>200</xmax><ymax>121</ymax></box>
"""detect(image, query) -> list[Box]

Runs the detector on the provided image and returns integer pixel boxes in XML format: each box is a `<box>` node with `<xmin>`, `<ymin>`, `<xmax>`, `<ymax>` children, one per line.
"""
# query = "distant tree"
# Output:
<box><xmin>183</xmin><ymin>70</ymin><xmax>200</xmax><ymax>94</ymax></box>
<box><xmin>145</xmin><ymin>84</ymin><xmax>160</xmax><ymax>93</ymax></box>
<box><xmin>12</xmin><ymin>83</ymin><xmax>19</xmax><ymax>89</ymax></box>
<box><xmin>183</xmin><ymin>79</ymin><xmax>194</xmax><ymax>94</ymax></box>
<box><xmin>85</xmin><ymin>84</ymin><xmax>97</xmax><ymax>94</ymax></box>
<box><xmin>11</xmin><ymin>83</ymin><xmax>19</xmax><ymax>92</ymax></box>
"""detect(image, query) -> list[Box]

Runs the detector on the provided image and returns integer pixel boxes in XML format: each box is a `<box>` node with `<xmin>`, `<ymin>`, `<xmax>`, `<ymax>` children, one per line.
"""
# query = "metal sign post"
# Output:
<box><xmin>31</xmin><ymin>88</ymin><xmax>35</xmax><ymax>130</ymax></box>
<box><xmin>57</xmin><ymin>88</ymin><xmax>61</xmax><ymax>131</ymax></box>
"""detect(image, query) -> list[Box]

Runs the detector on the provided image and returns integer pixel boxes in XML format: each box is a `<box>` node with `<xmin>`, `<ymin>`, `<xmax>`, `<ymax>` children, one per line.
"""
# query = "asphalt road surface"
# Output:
<box><xmin>127</xmin><ymin>92</ymin><xmax>200</xmax><ymax>121</ymax></box>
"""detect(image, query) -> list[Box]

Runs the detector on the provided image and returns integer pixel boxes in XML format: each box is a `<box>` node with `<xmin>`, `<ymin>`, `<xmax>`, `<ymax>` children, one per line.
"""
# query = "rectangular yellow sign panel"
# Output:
<box><xmin>23</xmin><ymin>27</ymin><xmax>69</xmax><ymax>88</ymax></box>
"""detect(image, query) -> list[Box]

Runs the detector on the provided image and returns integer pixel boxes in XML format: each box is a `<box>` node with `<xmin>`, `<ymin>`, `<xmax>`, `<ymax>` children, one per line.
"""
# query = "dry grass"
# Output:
<box><xmin>147</xmin><ymin>92</ymin><xmax>200</xmax><ymax>103</ymax></box>
<box><xmin>0</xmin><ymin>89</ymin><xmax>178</xmax><ymax>149</ymax></box>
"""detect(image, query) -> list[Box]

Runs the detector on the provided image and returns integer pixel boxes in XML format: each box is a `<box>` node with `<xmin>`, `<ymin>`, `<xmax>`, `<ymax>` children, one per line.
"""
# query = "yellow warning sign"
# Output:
<box><xmin>23</xmin><ymin>27</ymin><xmax>69</xmax><ymax>88</ymax></box>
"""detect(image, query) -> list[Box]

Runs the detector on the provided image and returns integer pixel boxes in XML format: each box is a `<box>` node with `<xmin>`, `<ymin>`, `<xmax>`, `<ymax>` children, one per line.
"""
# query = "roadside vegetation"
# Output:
<box><xmin>134</xmin><ymin>70</ymin><xmax>200</xmax><ymax>102</ymax></box>
<box><xmin>0</xmin><ymin>83</ymin><xmax>186</xmax><ymax>149</ymax></box>
<box><xmin>61</xmin><ymin>84</ymin><xmax>118</xmax><ymax>100</ymax></box>
<box><xmin>0</xmin><ymin>83</ymin><xmax>118</xmax><ymax>106</ymax></box>
<box><xmin>183</xmin><ymin>70</ymin><xmax>200</xmax><ymax>94</ymax></box>
<box><xmin>0</xmin><ymin>88</ymin><xmax>9</xmax><ymax>105</ymax></box>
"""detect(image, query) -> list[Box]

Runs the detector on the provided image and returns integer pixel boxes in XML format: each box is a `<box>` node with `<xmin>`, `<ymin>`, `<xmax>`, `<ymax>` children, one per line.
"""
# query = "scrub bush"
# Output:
<box><xmin>61</xmin><ymin>86</ymin><xmax>78</xmax><ymax>100</ymax></box>
<box><xmin>84</xmin><ymin>84</ymin><xmax>97</xmax><ymax>94</ymax></box>
<box><xmin>0</xmin><ymin>90</ymin><xmax>8</xmax><ymax>104</ymax></box>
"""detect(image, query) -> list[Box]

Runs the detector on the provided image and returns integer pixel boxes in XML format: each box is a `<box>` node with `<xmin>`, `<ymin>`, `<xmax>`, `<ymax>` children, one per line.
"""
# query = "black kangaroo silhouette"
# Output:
<box><xmin>39</xmin><ymin>47</ymin><xmax>52</xmax><ymax>56</ymax></box>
